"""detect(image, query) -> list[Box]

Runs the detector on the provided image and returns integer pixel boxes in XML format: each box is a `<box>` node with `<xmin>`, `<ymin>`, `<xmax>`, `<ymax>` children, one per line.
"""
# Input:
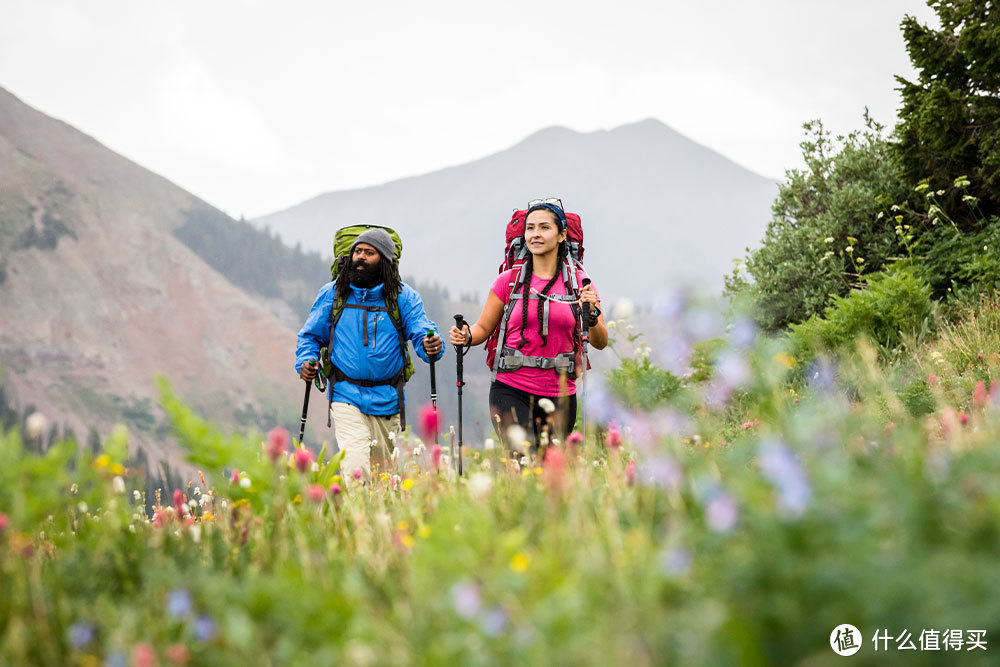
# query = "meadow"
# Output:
<box><xmin>3</xmin><ymin>292</ymin><xmax>1000</xmax><ymax>666</ymax></box>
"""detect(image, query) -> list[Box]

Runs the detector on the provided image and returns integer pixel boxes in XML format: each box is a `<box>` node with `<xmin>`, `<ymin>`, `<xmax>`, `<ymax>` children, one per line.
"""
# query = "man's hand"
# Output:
<box><xmin>299</xmin><ymin>360</ymin><xmax>318</xmax><ymax>382</ymax></box>
<box><xmin>423</xmin><ymin>333</ymin><xmax>443</xmax><ymax>357</ymax></box>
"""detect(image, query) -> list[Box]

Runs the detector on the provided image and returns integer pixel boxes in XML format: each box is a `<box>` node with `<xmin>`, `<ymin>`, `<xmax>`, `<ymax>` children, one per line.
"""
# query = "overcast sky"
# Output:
<box><xmin>1</xmin><ymin>0</ymin><xmax>937</xmax><ymax>219</ymax></box>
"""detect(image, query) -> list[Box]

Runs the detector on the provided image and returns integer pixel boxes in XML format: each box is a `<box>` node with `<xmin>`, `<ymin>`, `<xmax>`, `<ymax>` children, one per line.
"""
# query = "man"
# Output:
<box><xmin>296</xmin><ymin>228</ymin><xmax>443</xmax><ymax>478</ymax></box>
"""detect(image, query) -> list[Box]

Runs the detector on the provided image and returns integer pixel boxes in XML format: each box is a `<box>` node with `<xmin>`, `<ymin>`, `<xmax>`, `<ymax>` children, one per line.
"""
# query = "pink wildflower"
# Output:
<box><xmin>565</xmin><ymin>430</ymin><xmax>584</xmax><ymax>453</ymax></box>
<box><xmin>742</xmin><ymin>418</ymin><xmax>760</xmax><ymax>430</ymax></box>
<box><xmin>230</xmin><ymin>469</ymin><xmax>240</xmax><ymax>484</ymax></box>
<box><xmin>352</xmin><ymin>467</ymin><xmax>363</xmax><ymax>480</ymax></box>
<box><xmin>132</xmin><ymin>642</ymin><xmax>157</xmax><ymax>667</ymax></box>
<box><xmin>293</xmin><ymin>447</ymin><xmax>315</xmax><ymax>473</ymax></box>
<box><xmin>605</xmin><ymin>426</ymin><xmax>622</xmax><ymax>449</ymax></box>
<box><xmin>959</xmin><ymin>412</ymin><xmax>970</xmax><ymax>426</ymax></box>
<box><xmin>973</xmin><ymin>381</ymin><xmax>988</xmax><ymax>408</ymax></box>
<box><xmin>885</xmin><ymin>421</ymin><xmax>896</xmax><ymax>432</ymax></box>
<box><xmin>266</xmin><ymin>427</ymin><xmax>290</xmax><ymax>462</ymax></box>
<box><xmin>431</xmin><ymin>444</ymin><xmax>442</xmax><ymax>469</ymax></box>
<box><xmin>330</xmin><ymin>483</ymin><xmax>342</xmax><ymax>496</ymax></box>
<box><xmin>166</xmin><ymin>644</ymin><xmax>190</xmax><ymax>664</ymax></box>
<box><xmin>626</xmin><ymin>460</ymin><xmax>636</xmax><ymax>486</ymax></box>
<box><xmin>928</xmin><ymin>373</ymin><xmax>938</xmax><ymax>385</ymax></box>
<box><xmin>542</xmin><ymin>446</ymin><xmax>567</xmax><ymax>491</ymax></box>
<box><xmin>152</xmin><ymin>510</ymin><xmax>167</xmax><ymax>528</ymax></box>
<box><xmin>418</xmin><ymin>404</ymin><xmax>439</xmax><ymax>442</ymax></box>
<box><xmin>172</xmin><ymin>489</ymin><xmax>185</xmax><ymax>514</ymax></box>
<box><xmin>306</xmin><ymin>484</ymin><xmax>326</xmax><ymax>503</ymax></box>
<box><xmin>0</xmin><ymin>512</ymin><xmax>9</xmax><ymax>536</ymax></box>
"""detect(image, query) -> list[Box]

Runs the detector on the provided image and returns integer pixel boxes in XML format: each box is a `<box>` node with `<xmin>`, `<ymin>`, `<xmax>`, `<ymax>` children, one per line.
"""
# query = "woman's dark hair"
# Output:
<box><xmin>517</xmin><ymin>237</ymin><xmax>567</xmax><ymax>349</ymax></box>
<box><xmin>334</xmin><ymin>250</ymin><xmax>401</xmax><ymax>303</ymax></box>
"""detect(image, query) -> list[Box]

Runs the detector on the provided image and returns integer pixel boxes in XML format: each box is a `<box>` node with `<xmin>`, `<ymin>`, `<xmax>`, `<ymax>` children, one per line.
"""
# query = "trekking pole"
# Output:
<box><xmin>427</xmin><ymin>328</ymin><xmax>438</xmax><ymax>412</ymax></box>
<box><xmin>453</xmin><ymin>314</ymin><xmax>472</xmax><ymax>476</ymax></box>
<box><xmin>298</xmin><ymin>360</ymin><xmax>327</xmax><ymax>445</ymax></box>
<box><xmin>580</xmin><ymin>279</ymin><xmax>592</xmax><ymax>446</ymax></box>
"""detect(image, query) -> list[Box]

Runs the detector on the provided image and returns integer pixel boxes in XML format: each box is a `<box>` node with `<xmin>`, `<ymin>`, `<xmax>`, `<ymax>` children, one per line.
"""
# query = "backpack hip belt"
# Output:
<box><xmin>497</xmin><ymin>346</ymin><xmax>576</xmax><ymax>375</ymax></box>
<box><xmin>327</xmin><ymin>364</ymin><xmax>407</xmax><ymax>428</ymax></box>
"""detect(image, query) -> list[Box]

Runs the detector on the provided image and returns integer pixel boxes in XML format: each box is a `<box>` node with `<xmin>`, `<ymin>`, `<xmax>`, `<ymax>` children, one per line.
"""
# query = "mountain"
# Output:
<box><xmin>0</xmin><ymin>86</ymin><xmax>316</xmax><ymax>465</ymax></box>
<box><xmin>255</xmin><ymin>119</ymin><xmax>779</xmax><ymax>306</ymax></box>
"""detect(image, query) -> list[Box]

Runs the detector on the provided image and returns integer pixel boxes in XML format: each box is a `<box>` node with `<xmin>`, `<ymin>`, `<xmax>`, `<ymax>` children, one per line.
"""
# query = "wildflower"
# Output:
<box><xmin>352</xmin><ymin>467</ymin><xmax>363</xmax><ymax>480</ymax></box>
<box><xmin>484</xmin><ymin>438</ymin><xmax>496</xmax><ymax>450</ymax></box>
<box><xmin>705</xmin><ymin>493</ymin><xmax>739</xmax><ymax>533</ymax></box>
<box><xmin>959</xmin><ymin>412</ymin><xmax>970</xmax><ymax>426</ymax></box>
<box><xmin>230</xmin><ymin>469</ymin><xmax>240</xmax><ymax>484</ymax></box>
<box><xmin>626</xmin><ymin>460</ymin><xmax>636</xmax><ymax>485</ymax></box>
<box><xmin>239</xmin><ymin>476</ymin><xmax>252</xmax><ymax>490</ymax></box>
<box><xmin>742</xmin><ymin>418</ymin><xmax>760</xmax><ymax>430</ymax></box>
<box><xmin>504</xmin><ymin>425</ymin><xmax>526</xmax><ymax>449</ymax></box>
<box><xmin>132</xmin><ymin>643</ymin><xmax>157</xmax><ymax>667</ymax></box>
<box><xmin>166</xmin><ymin>589</ymin><xmax>193</xmax><ymax>619</ymax></box>
<box><xmin>67</xmin><ymin>621</ymin><xmax>94</xmax><ymax>648</ymax></box>
<box><xmin>330</xmin><ymin>483</ymin><xmax>342</xmax><ymax>496</ymax></box>
<box><xmin>166</xmin><ymin>644</ymin><xmax>190</xmax><ymax>664</ymax></box>
<box><xmin>133</xmin><ymin>489</ymin><xmax>142</xmax><ymax>502</ymax></box>
<box><xmin>928</xmin><ymin>373</ymin><xmax>938</xmax><ymax>385</ymax></box>
<box><xmin>542</xmin><ymin>447</ymin><xmax>567</xmax><ymax>492</ymax></box>
<box><xmin>510</xmin><ymin>553</ymin><xmax>530</xmax><ymax>572</ymax></box>
<box><xmin>418</xmin><ymin>404</ymin><xmax>439</xmax><ymax>441</ymax></box>
<box><xmin>758</xmin><ymin>439</ymin><xmax>811</xmax><ymax>518</ymax></box>
<box><xmin>605</xmin><ymin>426</ymin><xmax>622</xmax><ymax>449</ymax></box>
<box><xmin>520</xmin><ymin>455</ymin><xmax>529</xmax><ymax>468</ymax></box>
<box><xmin>565</xmin><ymin>430</ymin><xmax>584</xmax><ymax>450</ymax></box>
<box><xmin>0</xmin><ymin>512</ymin><xmax>8</xmax><ymax>536</ymax></box>
<box><xmin>112</xmin><ymin>476</ymin><xmax>126</xmax><ymax>494</ymax></box>
<box><xmin>480</xmin><ymin>607</ymin><xmax>508</xmax><ymax>637</ymax></box>
<box><xmin>450</xmin><ymin>581</ymin><xmax>482</xmax><ymax>619</ymax></box>
<box><xmin>70</xmin><ymin>483</ymin><xmax>78</xmax><ymax>495</ymax></box>
<box><xmin>25</xmin><ymin>411</ymin><xmax>48</xmax><ymax>440</ymax></box>
<box><xmin>307</xmin><ymin>484</ymin><xmax>326</xmax><ymax>503</ymax></box>
<box><xmin>417</xmin><ymin>524</ymin><xmax>430</xmax><ymax>538</ymax></box>
<box><xmin>973</xmin><ymin>381</ymin><xmax>988</xmax><ymax>408</ymax></box>
<box><xmin>537</xmin><ymin>398</ymin><xmax>556</xmax><ymax>414</ymax></box>
<box><xmin>293</xmin><ymin>447</ymin><xmax>315</xmax><ymax>473</ymax></box>
<box><xmin>659</xmin><ymin>547</ymin><xmax>693</xmax><ymax>576</ymax></box>
<box><xmin>391</xmin><ymin>474</ymin><xmax>401</xmax><ymax>490</ymax></box>
<box><xmin>466</xmin><ymin>472</ymin><xmax>492</xmax><ymax>499</ymax></box>
<box><xmin>266</xmin><ymin>426</ymin><xmax>290</xmax><ymax>462</ymax></box>
<box><xmin>431</xmin><ymin>444</ymin><xmax>442</xmax><ymax>469</ymax></box>
<box><xmin>402</xmin><ymin>478</ymin><xmax>414</xmax><ymax>491</ymax></box>
<box><xmin>194</xmin><ymin>616</ymin><xmax>217</xmax><ymax>642</ymax></box>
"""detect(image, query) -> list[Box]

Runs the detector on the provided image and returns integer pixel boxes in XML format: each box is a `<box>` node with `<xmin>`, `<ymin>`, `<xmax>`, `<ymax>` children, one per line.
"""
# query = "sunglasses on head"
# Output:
<box><xmin>527</xmin><ymin>197</ymin><xmax>564</xmax><ymax>211</ymax></box>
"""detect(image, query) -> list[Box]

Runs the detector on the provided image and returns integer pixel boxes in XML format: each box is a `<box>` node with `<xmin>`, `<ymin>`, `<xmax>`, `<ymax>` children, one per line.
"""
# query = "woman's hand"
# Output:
<box><xmin>580</xmin><ymin>284</ymin><xmax>599</xmax><ymax>307</ymax></box>
<box><xmin>448</xmin><ymin>324</ymin><xmax>471</xmax><ymax>346</ymax></box>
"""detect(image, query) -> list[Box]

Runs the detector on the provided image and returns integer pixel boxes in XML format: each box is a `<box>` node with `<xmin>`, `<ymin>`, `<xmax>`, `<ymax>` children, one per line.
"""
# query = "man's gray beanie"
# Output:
<box><xmin>352</xmin><ymin>228</ymin><xmax>396</xmax><ymax>262</ymax></box>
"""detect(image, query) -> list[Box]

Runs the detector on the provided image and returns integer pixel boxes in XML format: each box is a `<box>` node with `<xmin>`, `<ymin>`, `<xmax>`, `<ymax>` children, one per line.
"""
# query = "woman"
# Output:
<box><xmin>449</xmin><ymin>199</ymin><xmax>607</xmax><ymax>449</ymax></box>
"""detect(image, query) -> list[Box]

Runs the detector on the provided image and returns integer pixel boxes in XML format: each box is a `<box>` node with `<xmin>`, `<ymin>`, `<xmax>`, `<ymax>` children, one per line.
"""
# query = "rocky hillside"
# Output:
<box><xmin>0</xmin><ymin>87</ymin><xmax>317</xmax><ymax>464</ymax></box>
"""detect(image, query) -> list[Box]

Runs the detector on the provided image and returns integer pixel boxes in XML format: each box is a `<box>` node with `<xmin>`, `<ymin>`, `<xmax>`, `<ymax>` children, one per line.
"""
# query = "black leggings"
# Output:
<box><xmin>489</xmin><ymin>380</ymin><xmax>577</xmax><ymax>452</ymax></box>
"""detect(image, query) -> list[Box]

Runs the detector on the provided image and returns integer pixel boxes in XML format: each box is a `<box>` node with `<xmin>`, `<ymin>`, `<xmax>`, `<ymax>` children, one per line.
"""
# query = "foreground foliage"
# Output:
<box><xmin>3</xmin><ymin>307</ymin><xmax>1000</xmax><ymax>666</ymax></box>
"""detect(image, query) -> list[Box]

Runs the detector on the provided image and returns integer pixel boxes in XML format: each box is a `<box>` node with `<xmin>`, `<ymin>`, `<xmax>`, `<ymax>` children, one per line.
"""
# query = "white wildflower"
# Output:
<box><xmin>133</xmin><ymin>490</ymin><xmax>142</xmax><ymax>502</ymax></box>
<box><xmin>112</xmin><ymin>476</ymin><xmax>126</xmax><ymax>494</ymax></box>
<box><xmin>25</xmin><ymin>411</ymin><xmax>48</xmax><ymax>440</ymax></box>
<box><xmin>484</xmin><ymin>438</ymin><xmax>496</xmax><ymax>451</ymax></box>
<box><xmin>77</xmin><ymin>502</ymin><xmax>88</xmax><ymax>513</ymax></box>
<box><xmin>311</xmin><ymin>462</ymin><xmax>320</xmax><ymax>472</ymax></box>
<box><xmin>239</xmin><ymin>477</ymin><xmax>252</xmax><ymax>490</ymax></box>
<box><xmin>538</xmin><ymin>398</ymin><xmax>556</xmax><ymax>415</ymax></box>
<box><xmin>467</xmin><ymin>472</ymin><xmax>493</xmax><ymax>500</ymax></box>
<box><xmin>190</xmin><ymin>525</ymin><xmax>201</xmax><ymax>543</ymax></box>
<box><xmin>506</xmin><ymin>425</ymin><xmax>528</xmax><ymax>449</ymax></box>
<box><xmin>193</xmin><ymin>487</ymin><xmax>201</xmax><ymax>497</ymax></box>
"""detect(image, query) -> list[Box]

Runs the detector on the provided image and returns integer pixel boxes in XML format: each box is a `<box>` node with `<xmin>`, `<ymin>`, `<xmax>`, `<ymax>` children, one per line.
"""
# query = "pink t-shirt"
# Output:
<box><xmin>490</xmin><ymin>266</ymin><xmax>598</xmax><ymax>397</ymax></box>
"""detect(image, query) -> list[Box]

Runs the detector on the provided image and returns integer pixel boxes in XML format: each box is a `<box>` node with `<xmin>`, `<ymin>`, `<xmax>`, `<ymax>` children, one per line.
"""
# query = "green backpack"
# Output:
<box><xmin>319</xmin><ymin>225</ymin><xmax>416</xmax><ymax>428</ymax></box>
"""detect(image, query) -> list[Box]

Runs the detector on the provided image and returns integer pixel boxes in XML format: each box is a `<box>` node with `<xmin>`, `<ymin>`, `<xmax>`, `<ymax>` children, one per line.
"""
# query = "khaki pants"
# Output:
<box><xmin>331</xmin><ymin>402</ymin><xmax>400</xmax><ymax>480</ymax></box>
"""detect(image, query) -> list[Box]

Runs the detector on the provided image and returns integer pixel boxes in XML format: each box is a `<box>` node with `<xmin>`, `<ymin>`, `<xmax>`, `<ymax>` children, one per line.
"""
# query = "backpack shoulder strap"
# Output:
<box><xmin>491</xmin><ymin>264</ymin><xmax>529</xmax><ymax>381</ymax></box>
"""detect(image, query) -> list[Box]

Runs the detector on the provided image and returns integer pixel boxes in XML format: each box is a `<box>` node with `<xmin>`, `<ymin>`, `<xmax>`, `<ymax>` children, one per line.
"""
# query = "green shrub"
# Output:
<box><xmin>788</xmin><ymin>264</ymin><xmax>935</xmax><ymax>364</ymax></box>
<box><xmin>607</xmin><ymin>357</ymin><xmax>683</xmax><ymax>412</ymax></box>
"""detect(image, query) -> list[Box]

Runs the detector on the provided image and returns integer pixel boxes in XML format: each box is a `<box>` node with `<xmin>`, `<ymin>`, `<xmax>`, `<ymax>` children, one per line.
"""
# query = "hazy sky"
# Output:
<box><xmin>1</xmin><ymin>0</ymin><xmax>937</xmax><ymax>218</ymax></box>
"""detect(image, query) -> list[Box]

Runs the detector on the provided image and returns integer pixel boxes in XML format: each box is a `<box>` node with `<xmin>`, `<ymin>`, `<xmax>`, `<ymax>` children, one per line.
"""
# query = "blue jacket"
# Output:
<box><xmin>296</xmin><ymin>281</ymin><xmax>441</xmax><ymax>416</ymax></box>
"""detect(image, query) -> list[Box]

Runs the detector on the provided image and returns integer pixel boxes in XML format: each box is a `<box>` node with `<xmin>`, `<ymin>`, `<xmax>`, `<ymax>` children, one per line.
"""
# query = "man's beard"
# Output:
<box><xmin>349</xmin><ymin>261</ymin><xmax>381</xmax><ymax>288</ymax></box>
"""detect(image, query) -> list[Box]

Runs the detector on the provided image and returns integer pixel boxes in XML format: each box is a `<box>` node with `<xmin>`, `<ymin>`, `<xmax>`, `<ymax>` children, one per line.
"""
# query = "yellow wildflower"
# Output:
<box><xmin>510</xmin><ymin>553</ymin><xmax>529</xmax><ymax>572</ymax></box>
<box><xmin>402</xmin><ymin>479</ymin><xmax>414</xmax><ymax>491</ymax></box>
<box><xmin>417</xmin><ymin>525</ymin><xmax>430</xmax><ymax>539</ymax></box>
<box><xmin>93</xmin><ymin>455</ymin><xmax>110</xmax><ymax>469</ymax></box>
